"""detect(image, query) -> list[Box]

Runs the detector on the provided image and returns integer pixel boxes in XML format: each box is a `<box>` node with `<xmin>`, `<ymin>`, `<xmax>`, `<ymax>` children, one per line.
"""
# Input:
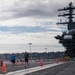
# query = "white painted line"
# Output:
<box><xmin>1</xmin><ymin>62</ymin><xmax>64</xmax><ymax>75</ymax></box>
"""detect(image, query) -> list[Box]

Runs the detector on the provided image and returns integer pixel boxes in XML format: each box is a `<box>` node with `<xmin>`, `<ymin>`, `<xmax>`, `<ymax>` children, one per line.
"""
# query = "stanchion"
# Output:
<box><xmin>1</xmin><ymin>60</ymin><xmax>6</xmax><ymax>74</ymax></box>
<box><xmin>22</xmin><ymin>60</ymin><xmax>25</xmax><ymax>64</ymax></box>
<box><xmin>56</xmin><ymin>59</ymin><xmax>59</xmax><ymax>63</ymax></box>
<box><xmin>40</xmin><ymin>60</ymin><xmax>43</xmax><ymax>66</ymax></box>
<box><xmin>15</xmin><ymin>60</ymin><xmax>18</xmax><ymax>65</ymax></box>
<box><xmin>36</xmin><ymin>59</ymin><xmax>38</xmax><ymax>62</ymax></box>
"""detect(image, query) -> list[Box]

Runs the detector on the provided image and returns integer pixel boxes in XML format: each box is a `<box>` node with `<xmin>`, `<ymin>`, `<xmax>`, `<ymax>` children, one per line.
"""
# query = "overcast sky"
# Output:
<box><xmin>0</xmin><ymin>0</ymin><xmax>75</xmax><ymax>53</ymax></box>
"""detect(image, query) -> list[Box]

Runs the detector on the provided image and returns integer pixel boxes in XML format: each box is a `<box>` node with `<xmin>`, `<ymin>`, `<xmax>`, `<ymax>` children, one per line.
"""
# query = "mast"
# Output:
<box><xmin>57</xmin><ymin>2</ymin><xmax>75</xmax><ymax>30</ymax></box>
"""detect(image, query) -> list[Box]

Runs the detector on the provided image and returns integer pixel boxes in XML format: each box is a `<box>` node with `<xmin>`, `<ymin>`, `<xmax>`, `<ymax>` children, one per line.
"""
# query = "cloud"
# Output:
<box><xmin>0</xmin><ymin>31</ymin><xmax>63</xmax><ymax>53</ymax></box>
<box><xmin>0</xmin><ymin>26</ymin><xmax>47</xmax><ymax>34</ymax></box>
<box><xmin>0</xmin><ymin>0</ymin><xmax>75</xmax><ymax>20</ymax></box>
<box><xmin>0</xmin><ymin>30</ymin><xmax>61</xmax><ymax>44</ymax></box>
<box><xmin>0</xmin><ymin>19</ymin><xmax>65</xmax><ymax>34</ymax></box>
<box><xmin>0</xmin><ymin>0</ymin><xmax>74</xmax><ymax>53</ymax></box>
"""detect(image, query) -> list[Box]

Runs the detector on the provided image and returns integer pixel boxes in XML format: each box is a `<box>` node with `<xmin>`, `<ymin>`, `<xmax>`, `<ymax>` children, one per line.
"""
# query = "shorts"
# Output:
<box><xmin>11</xmin><ymin>60</ymin><xmax>15</xmax><ymax>63</ymax></box>
<box><xmin>25</xmin><ymin>59</ymin><xmax>28</xmax><ymax>62</ymax></box>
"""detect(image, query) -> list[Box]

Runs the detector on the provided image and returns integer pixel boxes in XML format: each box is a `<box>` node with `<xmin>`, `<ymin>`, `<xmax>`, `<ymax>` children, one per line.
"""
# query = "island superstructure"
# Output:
<box><xmin>55</xmin><ymin>2</ymin><xmax>75</xmax><ymax>57</ymax></box>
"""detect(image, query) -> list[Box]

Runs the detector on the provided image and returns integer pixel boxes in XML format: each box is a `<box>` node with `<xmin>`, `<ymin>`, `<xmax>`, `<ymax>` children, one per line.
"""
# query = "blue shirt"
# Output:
<box><xmin>11</xmin><ymin>55</ymin><xmax>15</xmax><ymax>61</ymax></box>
